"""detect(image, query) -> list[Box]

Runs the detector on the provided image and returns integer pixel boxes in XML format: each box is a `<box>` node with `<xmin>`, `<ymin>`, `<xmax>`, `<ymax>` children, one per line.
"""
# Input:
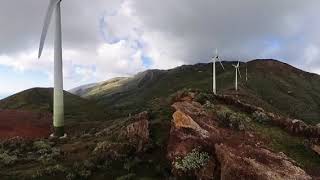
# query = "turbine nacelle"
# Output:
<box><xmin>212</xmin><ymin>48</ymin><xmax>225</xmax><ymax>70</ymax></box>
<box><xmin>233</xmin><ymin>61</ymin><xmax>241</xmax><ymax>78</ymax></box>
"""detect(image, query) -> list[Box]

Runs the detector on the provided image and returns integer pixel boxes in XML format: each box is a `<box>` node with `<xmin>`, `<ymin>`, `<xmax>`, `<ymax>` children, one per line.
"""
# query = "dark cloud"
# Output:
<box><xmin>0</xmin><ymin>0</ymin><xmax>320</xmax><ymax>88</ymax></box>
<box><xmin>130</xmin><ymin>0</ymin><xmax>320</xmax><ymax>68</ymax></box>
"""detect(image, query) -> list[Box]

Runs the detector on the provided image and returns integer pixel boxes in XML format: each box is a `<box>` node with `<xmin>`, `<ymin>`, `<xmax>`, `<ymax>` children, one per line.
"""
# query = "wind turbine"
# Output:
<box><xmin>245</xmin><ymin>62</ymin><xmax>248</xmax><ymax>82</ymax></box>
<box><xmin>38</xmin><ymin>0</ymin><xmax>66</xmax><ymax>138</ymax></box>
<box><xmin>212</xmin><ymin>49</ymin><xmax>225</xmax><ymax>95</ymax></box>
<box><xmin>232</xmin><ymin>61</ymin><xmax>241</xmax><ymax>91</ymax></box>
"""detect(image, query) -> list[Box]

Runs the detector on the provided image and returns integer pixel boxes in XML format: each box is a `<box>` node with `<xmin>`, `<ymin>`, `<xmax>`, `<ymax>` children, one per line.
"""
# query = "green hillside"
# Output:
<box><xmin>0</xmin><ymin>88</ymin><xmax>107</xmax><ymax>123</ymax></box>
<box><xmin>74</xmin><ymin>59</ymin><xmax>320</xmax><ymax>124</ymax></box>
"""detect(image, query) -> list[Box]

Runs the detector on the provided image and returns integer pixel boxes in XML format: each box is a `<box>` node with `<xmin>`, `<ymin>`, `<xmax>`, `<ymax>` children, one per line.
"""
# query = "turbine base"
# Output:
<box><xmin>51</xmin><ymin>126</ymin><xmax>65</xmax><ymax>138</ymax></box>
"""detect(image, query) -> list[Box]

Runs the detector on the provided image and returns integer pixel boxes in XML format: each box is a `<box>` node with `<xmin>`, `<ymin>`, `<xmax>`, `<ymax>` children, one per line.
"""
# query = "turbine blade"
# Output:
<box><xmin>238</xmin><ymin>68</ymin><xmax>242</xmax><ymax>78</ymax></box>
<box><xmin>218</xmin><ymin>57</ymin><xmax>225</xmax><ymax>70</ymax></box>
<box><xmin>237</xmin><ymin>61</ymin><xmax>240</xmax><ymax>67</ymax></box>
<box><xmin>215</xmin><ymin>48</ymin><xmax>218</xmax><ymax>56</ymax></box>
<box><xmin>38</xmin><ymin>0</ymin><xmax>59</xmax><ymax>58</ymax></box>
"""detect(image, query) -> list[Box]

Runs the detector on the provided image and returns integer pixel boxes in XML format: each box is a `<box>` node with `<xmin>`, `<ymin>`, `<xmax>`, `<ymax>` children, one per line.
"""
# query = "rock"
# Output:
<box><xmin>123</xmin><ymin>111</ymin><xmax>150</xmax><ymax>152</ymax></box>
<box><xmin>215</xmin><ymin>143</ymin><xmax>312</xmax><ymax>180</ymax></box>
<box><xmin>168</xmin><ymin>92</ymin><xmax>312</xmax><ymax>179</ymax></box>
<box><xmin>311</xmin><ymin>144</ymin><xmax>320</xmax><ymax>156</ymax></box>
<box><xmin>289</xmin><ymin>119</ymin><xmax>308</xmax><ymax>134</ymax></box>
<box><xmin>195</xmin><ymin>158</ymin><xmax>217</xmax><ymax>180</ymax></box>
<box><xmin>171</xmin><ymin>89</ymin><xmax>197</xmax><ymax>103</ymax></box>
<box><xmin>172</xmin><ymin>110</ymin><xmax>209</xmax><ymax>138</ymax></box>
<box><xmin>93</xmin><ymin>141</ymin><xmax>110</xmax><ymax>153</ymax></box>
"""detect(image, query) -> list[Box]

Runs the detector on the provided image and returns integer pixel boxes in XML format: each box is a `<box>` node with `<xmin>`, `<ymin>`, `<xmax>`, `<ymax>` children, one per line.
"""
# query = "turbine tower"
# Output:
<box><xmin>245</xmin><ymin>62</ymin><xmax>248</xmax><ymax>82</ymax></box>
<box><xmin>232</xmin><ymin>61</ymin><xmax>242</xmax><ymax>91</ymax></box>
<box><xmin>212</xmin><ymin>49</ymin><xmax>225</xmax><ymax>95</ymax></box>
<box><xmin>38</xmin><ymin>0</ymin><xmax>66</xmax><ymax>138</ymax></box>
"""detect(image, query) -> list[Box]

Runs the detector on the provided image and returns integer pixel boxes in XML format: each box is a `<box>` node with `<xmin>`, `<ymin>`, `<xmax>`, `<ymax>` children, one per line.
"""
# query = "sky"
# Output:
<box><xmin>0</xmin><ymin>0</ymin><xmax>320</xmax><ymax>99</ymax></box>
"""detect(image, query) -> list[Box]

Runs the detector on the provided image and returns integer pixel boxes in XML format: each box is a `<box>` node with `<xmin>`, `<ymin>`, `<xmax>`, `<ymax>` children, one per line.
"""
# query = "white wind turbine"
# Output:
<box><xmin>232</xmin><ymin>61</ymin><xmax>241</xmax><ymax>91</ymax></box>
<box><xmin>38</xmin><ymin>0</ymin><xmax>66</xmax><ymax>138</ymax></box>
<box><xmin>212</xmin><ymin>49</ymin><xmax>225</xmax><ymax>95</ymax></box>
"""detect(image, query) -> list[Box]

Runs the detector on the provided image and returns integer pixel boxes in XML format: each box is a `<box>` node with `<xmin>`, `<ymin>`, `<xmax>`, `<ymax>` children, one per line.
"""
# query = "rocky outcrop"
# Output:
<box><xmin>215</xmin><ymin>144</ymin><xmax>311</xmax><ymax>180</ymax></box>
<box><xmin>167</xmin><ymin>93</ymin><xmax>312</xmax><ymax>180</ymax></box>
<box><xmin>215</xmin><ymin>94</ymin><xmax>320</xmax><ymax>140</ymax></box>
<box><xmin>172</xmin><ymin>110</ymin><xmax>209</xmax><ymax>138</ymax></box>
<box><xmin>123</xmin><ymin>111</ymin><xmax>150</xmax><ymax>152</ymax></box>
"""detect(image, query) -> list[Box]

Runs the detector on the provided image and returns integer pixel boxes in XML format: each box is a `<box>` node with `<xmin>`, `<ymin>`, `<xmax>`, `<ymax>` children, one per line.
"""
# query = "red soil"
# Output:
<box><xmin>0</xmin><ymin>109</ymin><xmax>52</xmax><ymax>139</ymax></box>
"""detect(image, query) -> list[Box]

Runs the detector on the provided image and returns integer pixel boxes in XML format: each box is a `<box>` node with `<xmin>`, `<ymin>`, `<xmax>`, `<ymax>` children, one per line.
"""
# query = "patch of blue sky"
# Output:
<box><xmin>142</xmin><ymin>56</ymin><xmax>153</xmax><ymax>68</ymax></box>
<box><xmin>0</xmin><ymin>65</ymin><xmax>48</xmax><ymax>83</ymax></box>
<box><xmin>0</xmin><ymin>65</ymin><xmax>50</xmax><ymax>97</ymax></box>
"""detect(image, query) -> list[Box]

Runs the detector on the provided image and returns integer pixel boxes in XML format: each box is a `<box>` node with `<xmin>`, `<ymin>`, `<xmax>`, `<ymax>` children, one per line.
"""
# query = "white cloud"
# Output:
<box><xmin>1</xmin><ymin>0</ymin><xmax>320</xmax><ymax>96</ymax></box>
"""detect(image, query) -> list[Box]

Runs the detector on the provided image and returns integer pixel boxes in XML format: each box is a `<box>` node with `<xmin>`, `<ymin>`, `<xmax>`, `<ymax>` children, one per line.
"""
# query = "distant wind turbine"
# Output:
<box><xmin>38</xmin><ymin>0</ymin><xmax>66</xmax><ymax>138</ymax></box>
<box><xmin>212</xmin><ymin>49</ymin><xmax>225</xmax><ymax>95</ymax></box>
<box><xmin>246</xmin><ymin>62</ymin><xmax>248</xmax><ymax>82</ymax></box>
<box><xmin>232</xmin><ymin>61</ymin><xmax>241</xmax><ymax>91</ymax></box>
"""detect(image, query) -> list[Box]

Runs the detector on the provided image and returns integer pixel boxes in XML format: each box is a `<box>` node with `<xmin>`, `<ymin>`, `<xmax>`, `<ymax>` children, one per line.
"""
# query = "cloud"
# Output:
<box><xmin>1</xmin><ymin>0</ymin><xmax>320</xmax><ymax>96</ymax></box>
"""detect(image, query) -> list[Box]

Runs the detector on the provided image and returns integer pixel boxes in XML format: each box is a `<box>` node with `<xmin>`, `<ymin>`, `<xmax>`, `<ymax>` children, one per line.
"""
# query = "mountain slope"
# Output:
<box><xmin>72</xmin><ymin>59</ymin><xmax>320</xmax><ymax>124</ymax></box>
<box><xmin>0</xmin><ymin>88</ymin><xmax>107</xmax><ymax>123</ymax></box>
<box><xmin>1</xmin><ymin>60</ymin><xmax>320</xmax><ymax>179</ymax></box>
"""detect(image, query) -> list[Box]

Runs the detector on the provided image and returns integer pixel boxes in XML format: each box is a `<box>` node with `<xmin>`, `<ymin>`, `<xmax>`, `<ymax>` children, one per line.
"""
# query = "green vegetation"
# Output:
<box><xmin>252</xmin><ymin>111</ymin><xmax>270</xmax><ymax>124</ymax></box>
<box><xmin>215</xmin><ymin>105</ymin><xmax>249</xmax><ymax>130</ymax></box>
<box><xmin>174</xmin><ymin>148</ymin><xmax>210</xmax><ymax>172</ymax></box>
<box><xmin>251</xmin><ymin>122</ymin><xmax>320</xmax><ymax>168</ymax></box>
<box><xmin>0</xmin><ymin>152</ymin><xmax>17</xmax><ymax>166</ymax></box>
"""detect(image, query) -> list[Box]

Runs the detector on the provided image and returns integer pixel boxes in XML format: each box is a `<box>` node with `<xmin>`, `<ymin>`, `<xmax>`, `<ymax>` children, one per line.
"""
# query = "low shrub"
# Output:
<box><xmin>174</xmin><ymin>148</ymin><xmax>210</xmax><ymax>172</ymax></box>
<box><xmin>216</xmin><ymin>106</ymin><xmax>248</xmax><ymax>131</ymax></box>
<box><xmin>116</xmin><ymin>173</ymin><xmax>136</xmax><ymax>180</ymax></box>
<box><xmin>0</xmin><ymin>152</ymin><xmax>17</xmax><ymax>165</ymax></box>
<box><xmin>252</xmin><ymin>111</ymin><xmax>270</xmax><ymax>124</ymax></box>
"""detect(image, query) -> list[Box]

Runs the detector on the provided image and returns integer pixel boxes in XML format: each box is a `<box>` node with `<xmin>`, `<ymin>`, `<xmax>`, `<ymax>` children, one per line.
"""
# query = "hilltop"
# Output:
<box><xmin>0</xmin><ymin>87</ymin><xmax>107</xmax><ymax>123</ymax></box>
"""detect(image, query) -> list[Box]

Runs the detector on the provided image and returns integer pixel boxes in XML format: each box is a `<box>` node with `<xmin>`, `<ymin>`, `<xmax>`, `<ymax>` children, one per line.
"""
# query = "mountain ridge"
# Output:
<box><xmin>70</xmin><ymin>59</ymin><xmax>320</xmax><ymax>125</ymax></box>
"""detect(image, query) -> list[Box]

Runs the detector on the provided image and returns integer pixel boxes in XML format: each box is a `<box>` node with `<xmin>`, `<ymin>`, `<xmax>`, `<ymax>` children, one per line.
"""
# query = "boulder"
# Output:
<box><xmin>215</xmin><ymin>143</ymin><xmax>312</xmax><ymax>180</ymax></box>
<box><xmin>123</xmin><ymin>111</ymin><xmax>150</xmax><ymax>152</ymax></box>
<box><xmin>172</xmin><ymin>110</ymin><xmax>209</xmax><ymax>138</ymax></box>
